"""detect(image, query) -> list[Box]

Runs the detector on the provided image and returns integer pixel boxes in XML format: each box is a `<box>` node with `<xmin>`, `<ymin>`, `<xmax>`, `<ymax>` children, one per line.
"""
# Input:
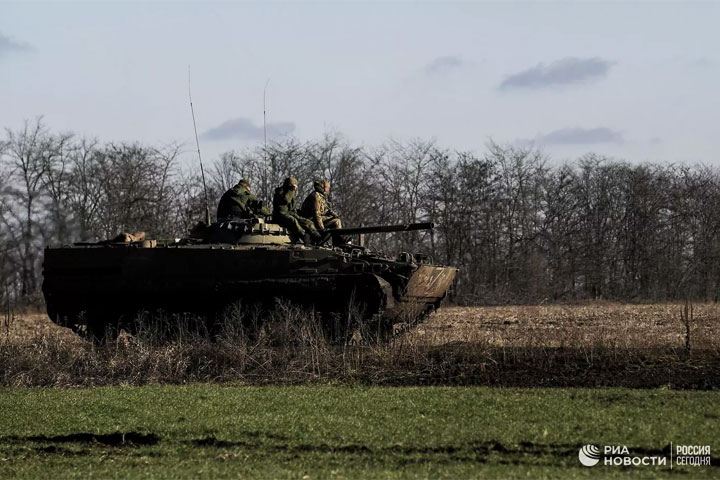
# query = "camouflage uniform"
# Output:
<box><xmin>272</xmin><ymin>177</ymin><xmax>321</xmax><ymax>243</ymax></box>
<box><xmin>300</xmin><ymin>180</ymin><xmax>347</xmax><ymax>245</ymax></box>
<box><xmin>216</xmin><ymin>179</ymin><xmax>271</xmax><ymax>221</ymax></box>
<box><xmin>301</xmin><ymin>180</ymin><xmax>343</xmax><ymax>230</ymax></box>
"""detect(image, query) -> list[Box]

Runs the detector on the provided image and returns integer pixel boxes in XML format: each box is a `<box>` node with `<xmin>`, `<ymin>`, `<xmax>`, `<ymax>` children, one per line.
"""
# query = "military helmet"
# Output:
<box><xmin>313</xmin><ymin>179</ymin><xmax>327</xmax><ymax>193</ymax></box>
<box><xmin>283</xmin><ymin>177</ymin><xmax>298</xmax><ymax>189</ymax></box>
<box><xmin>237</xmin><ymin>179</ymin><xmax>251</xmax><ymax>189</ymax></box>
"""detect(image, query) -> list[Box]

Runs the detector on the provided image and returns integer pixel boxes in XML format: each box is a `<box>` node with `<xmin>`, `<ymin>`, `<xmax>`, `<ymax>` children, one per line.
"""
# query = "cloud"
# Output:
<box><xmin>0</xmin><ymin>33</ymin><xmax>33</xmax><ymax>56</ymax></box>
<box><xmin>201</xmin><ymin>118</ymin><xmax>295</xmax><ymax>141</ymax></box>
<box><xmin>500</xmin><ymin>57</ymin><xmax>614</xmax><ymax>89</ymax></box>
<box><xmin>518</xmin><ymin>127</ymin><xmax>625</xmax><ymax>146</ymax></box>
<box><xmin>425</xmin><ymin>56</ymin><xmax>463</xmax><ymax>74</ymax></box>
<box><xmin>690</xmin><ymin>57</ymin><xmax>717</xmax><ymax>68</ymax></box>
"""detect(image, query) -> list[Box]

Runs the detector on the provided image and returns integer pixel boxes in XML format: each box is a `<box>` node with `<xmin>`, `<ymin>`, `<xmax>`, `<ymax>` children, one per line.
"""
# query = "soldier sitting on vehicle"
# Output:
<box><xmin>216</xmin><ymin>179</ymin><xmax>271</xmax><ymax>221</ymax></box>
<box><xmin>272</xmin><ymin>177</ymin><xmax>322</xmax><ymax>244</ymax></box>
<box><xmin>300</xmin><ymin>179</ymin><xmax>347</xmax><ymax>245</ymax></box>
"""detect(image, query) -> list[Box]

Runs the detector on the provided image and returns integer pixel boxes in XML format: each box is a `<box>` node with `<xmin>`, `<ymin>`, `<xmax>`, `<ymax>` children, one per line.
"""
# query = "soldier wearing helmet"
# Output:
<box><xmin>272</xmin><ymin>177</ymin><xmax>322</xmax><ymax>244</ymax></box>
<box><xmin>217</xmin><ymin>179</ymin><xmax>271</xmax><ymax>221</ymax></box>
<box><xmin>300</xmin><ymin>179</ymin><xmax>346</xmax><ymax>245</ymax></box>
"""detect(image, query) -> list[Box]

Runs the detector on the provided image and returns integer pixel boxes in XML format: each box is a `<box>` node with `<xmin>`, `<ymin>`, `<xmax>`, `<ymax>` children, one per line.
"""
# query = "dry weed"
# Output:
<box><xmin>0</xmin><ymin>303</ymin><xmax>718</xmax><ymax>388</ymax></box>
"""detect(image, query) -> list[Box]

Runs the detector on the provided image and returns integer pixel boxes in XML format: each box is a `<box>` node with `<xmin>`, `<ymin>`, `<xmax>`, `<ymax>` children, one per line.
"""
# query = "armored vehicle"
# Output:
<box><xmin>42</xmin><ymin>219</ymin><xmax>457</xmax><ymax>341</ymax></box>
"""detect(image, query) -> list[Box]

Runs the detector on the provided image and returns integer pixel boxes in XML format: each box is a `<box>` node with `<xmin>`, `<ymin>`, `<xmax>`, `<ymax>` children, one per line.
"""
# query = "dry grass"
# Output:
<box><xmin>1</xmin><ymin>303</ymin><xmax>719</xmax><ymax>388</ymax></box>
<box><xmin>414</xmin><ymin>302</ymin><xmax>720</xmax><ymax>350</ymax></box>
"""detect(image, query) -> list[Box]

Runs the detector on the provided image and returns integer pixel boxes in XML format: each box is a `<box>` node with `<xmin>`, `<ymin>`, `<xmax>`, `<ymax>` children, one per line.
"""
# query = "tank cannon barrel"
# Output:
<box><xmin>333</xmin><ymin>222</ymin><xmax>434</xmax><ymax>236</ymax></box>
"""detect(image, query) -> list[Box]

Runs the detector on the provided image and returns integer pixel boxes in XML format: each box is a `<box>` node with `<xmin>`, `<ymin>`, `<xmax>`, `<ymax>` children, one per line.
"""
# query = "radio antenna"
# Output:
<box><xmin>263</xmin><ymin>78</ymin><xmax>269</xmax><ymax>162</ymax></box>
<box><xmin>188</xmin><ymin>65</ymin><xmax>211</xmax><ymax>225</ymax></box>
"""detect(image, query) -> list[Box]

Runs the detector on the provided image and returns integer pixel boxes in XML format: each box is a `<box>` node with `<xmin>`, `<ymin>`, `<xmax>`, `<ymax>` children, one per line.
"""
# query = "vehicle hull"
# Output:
<box><xmin>42</xmin><ymin>243</ymin><xmax>457</xmax><ymax>337</ymax></box>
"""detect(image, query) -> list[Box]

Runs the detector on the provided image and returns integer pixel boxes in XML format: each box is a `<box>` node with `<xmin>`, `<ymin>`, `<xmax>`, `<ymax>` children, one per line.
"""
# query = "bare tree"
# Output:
<box><xmin>2</xmin><ymin>118</ymin><xmax>72</xmax><ymax>297</ymax></box>
<box><xmin>3</xmin><ymin>119</ymin><xmax>720</xmax><ymax>306</ymax></box>
<box><xmin>64</xmin><ymin>138</ymin><xmax>104</xmax><ymax>241</ymax></box>
<box><xmin>209</xmin><ymin>151</ymin><xmax>243</xmax><ymax>196</ymax></box>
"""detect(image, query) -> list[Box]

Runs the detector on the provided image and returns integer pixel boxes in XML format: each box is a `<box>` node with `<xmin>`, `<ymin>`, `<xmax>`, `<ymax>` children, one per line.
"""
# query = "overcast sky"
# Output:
<box><xmin>1</xmin><ymin>1</ymin><xmax>719</xmax><ymax>165</ymax></box>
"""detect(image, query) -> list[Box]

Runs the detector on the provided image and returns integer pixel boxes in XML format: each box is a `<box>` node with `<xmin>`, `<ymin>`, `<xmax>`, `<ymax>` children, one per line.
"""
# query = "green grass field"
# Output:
<box><xmin>0</xmin><ymin>386</ymin><xmax>717</xmax><ymax>479</ymax></box>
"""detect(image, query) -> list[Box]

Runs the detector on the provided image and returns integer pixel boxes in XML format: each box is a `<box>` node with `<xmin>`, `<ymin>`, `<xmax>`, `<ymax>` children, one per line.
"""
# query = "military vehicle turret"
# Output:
<box><xmin>42</xmin><ymin>219</ymin><xmax>457</xmax><ymax>342</ymax></box>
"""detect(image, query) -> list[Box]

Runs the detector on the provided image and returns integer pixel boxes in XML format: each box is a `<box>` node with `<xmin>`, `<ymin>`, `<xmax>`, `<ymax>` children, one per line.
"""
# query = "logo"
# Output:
<box><xmin>578</xmin><ymin>444</ymin><xmax>670</xmax><ymax>467</ymax></box>
<box><xmin>577</xmin><ymin>442</ymin><xmax>708</xmax><ymax>468</ymax></box>
<box><xmin>579</xmin><ymin>445</ymin><xmax>601</xmax><ymax>467</ymax></box>
<box><xmin>675</xmin><ymin>445</ymin><xmax>712</xmax><ymax>466</ymax></box>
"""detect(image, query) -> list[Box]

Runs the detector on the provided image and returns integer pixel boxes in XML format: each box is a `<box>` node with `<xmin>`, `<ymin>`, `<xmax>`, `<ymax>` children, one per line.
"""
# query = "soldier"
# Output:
<box><xmin>300</xmin><ymin>179</ymin><xmax>347</xmax><ymax>245</ymax></box>
<box><xmin>272</xmin><ymin>177</ymin><xmax>322</xmax><ymax>244</ymax></box>
<box><xmin>216</xmin><ymin>179</ymin><xmax>271</xmax><ymax>221</ymax></box>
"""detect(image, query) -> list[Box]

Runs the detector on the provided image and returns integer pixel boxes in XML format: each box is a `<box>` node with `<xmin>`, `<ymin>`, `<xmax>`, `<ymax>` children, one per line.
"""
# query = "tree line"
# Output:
<box><xmin>2</xmin><ymin>118</ymin><xmax>719</xmax><ymax>307</ymax></box>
